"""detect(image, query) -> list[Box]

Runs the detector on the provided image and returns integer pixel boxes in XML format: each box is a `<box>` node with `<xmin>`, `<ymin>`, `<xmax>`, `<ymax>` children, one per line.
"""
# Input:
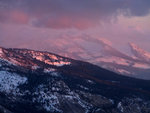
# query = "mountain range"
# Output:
<box><xmin>45</xmin><ymin>37</ymin><xmax>150</xmax><ymax>80</ymax></box>
<box><xmin>0</xmin><ymin>47</ymin><xmax>150</xmax><ymax>113</ymax></box>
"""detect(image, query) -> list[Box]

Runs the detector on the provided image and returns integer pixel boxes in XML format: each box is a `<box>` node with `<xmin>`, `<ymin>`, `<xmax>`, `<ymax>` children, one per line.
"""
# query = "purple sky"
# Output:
<box><xmin>0</xmin><ymin>0</ymin><xmax>150</xmax><ymax>54</ymax></box>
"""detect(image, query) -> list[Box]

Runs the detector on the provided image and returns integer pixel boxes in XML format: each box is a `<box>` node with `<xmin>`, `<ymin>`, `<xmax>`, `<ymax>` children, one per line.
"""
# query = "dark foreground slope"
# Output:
<box><xmin>0</xmin><ymin>47</ymin><xmax>150</xmax><ymax>113</ymax></box>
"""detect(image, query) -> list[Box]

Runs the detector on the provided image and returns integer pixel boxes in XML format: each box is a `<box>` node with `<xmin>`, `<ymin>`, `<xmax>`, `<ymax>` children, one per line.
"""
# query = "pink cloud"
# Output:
<box><xmin>0</xmin><ymin>10</ymin><xmax>29</xmax><ymax>24</ymax></box>
<box><xmin>10</xmin><ymin>11</ymin><xmax>29</xmax><ymax>24</ymax></box>
<box><xmin>0</xmin><ymin>0</ymin><xmax>150</xmax><ymax>30</ymax></box>
<box><xmin>46</xmin><ymin>16</ymin><xmax>96</xmax><ymax>29</ymax></box>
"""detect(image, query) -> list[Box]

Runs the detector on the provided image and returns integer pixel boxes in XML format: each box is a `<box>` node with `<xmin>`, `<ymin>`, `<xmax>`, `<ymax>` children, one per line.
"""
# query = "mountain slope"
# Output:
<box><xmin>47</xmin><ymin>37</ymin><xmax>150</xmax><ymax>79</ymax></box>
<box><xmin>86</xmin><ymin>41</ymin><xmax>150</xmax><ymax>79</ymax></box>
<box><xmin>0</xmin><ymin>47</ymin><xmax>150</xmax><ymax>113</ymax></box>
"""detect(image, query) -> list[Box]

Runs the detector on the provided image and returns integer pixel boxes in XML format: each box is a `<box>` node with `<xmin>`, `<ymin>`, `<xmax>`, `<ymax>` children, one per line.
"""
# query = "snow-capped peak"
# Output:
<box><xmin>0</xmin><ymin>47</ymin><xmax>71</xmax><ymax>68</ymax></box>
<box><xmin>129</xmin><ymin>42</ymin><xmax>150</xmax><ymax>62</ymax></box>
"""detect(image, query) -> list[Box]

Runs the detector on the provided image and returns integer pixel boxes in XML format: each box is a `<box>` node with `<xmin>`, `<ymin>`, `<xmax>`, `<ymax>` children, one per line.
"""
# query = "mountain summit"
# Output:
<box><xmin>0</xmin><ymin>47</ymin><xmax>150</xmax><ymax>113</ymax></box>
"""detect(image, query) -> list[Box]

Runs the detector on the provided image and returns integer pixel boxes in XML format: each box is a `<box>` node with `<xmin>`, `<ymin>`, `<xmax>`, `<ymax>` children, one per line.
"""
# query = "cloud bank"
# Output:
<box><xmin>0</xmin><ymin>0</ymin><xmax>150</xmax><ymax>29</ymax></box>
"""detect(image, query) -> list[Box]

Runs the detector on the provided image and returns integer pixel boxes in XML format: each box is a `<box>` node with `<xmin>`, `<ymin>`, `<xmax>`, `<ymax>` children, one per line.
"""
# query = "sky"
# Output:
<box><xmin>0</xmin><ymin>0</ymin><xmax>150</xmax><ymax>55</ymax></box>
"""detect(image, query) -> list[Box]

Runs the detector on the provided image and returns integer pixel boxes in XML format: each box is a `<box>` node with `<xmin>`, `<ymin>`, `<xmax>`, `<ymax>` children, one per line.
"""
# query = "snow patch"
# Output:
<box><xmin>32</xmin><ymin>85</ymin><xmax>62</xmax><ymax>113</ymax></box>
<box><xmin>32</xmin><ymin>52</ymin><xmax>71</xmax><ymax>67</ymax></box>
<box><xmin>87</xmin><ymin>80</ymin><xmax>94</xmax><ymax>84</ymax></box>
<box><xmin>116</xmin><ymin>69</ymin><xmax>131</xmax><ymax>75</ymax></box>
<box><xmin>78</xmin><ymin>85</ymin><xmax>89</xmax><ymax>90</ymax></box>
<box><xmin>32</xmin><ymin>66</ymin><xmax>40</xmax><ymax>70</ymax></box>
<box><xmin>109</xmin><ymin>99</ymin><xmax>114</xmax><ymax>104</ymax></box>
<box><xmin>53</xmin><ymin>61</ymin><xmax>71</xmax><ymax>67</ymax></box>
<box><xmin>0</xmin><ymin>71</ymin><xmax>27</xmax><ymax>95</ymax></box>
<box><xmin>117</xmin><ymin>102</ymin><xmax>124</xmax><ymax>112</ymax></box>
<box><xmin>51</xmin><ymin>72</ymin><xmax>60</xmax><ymax>77</ymax></box>
<box><xmin>44</xmin><ymin>68</ymin><xmax>56</xmax><ymax>73</ymax></box>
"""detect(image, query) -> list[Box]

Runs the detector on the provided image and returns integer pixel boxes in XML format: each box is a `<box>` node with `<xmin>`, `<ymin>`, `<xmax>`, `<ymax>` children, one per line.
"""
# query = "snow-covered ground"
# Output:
<box><xmin>0</xmin><ymin>71</ymin><xmax>27</xmax><ymax>95</ymax></box>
